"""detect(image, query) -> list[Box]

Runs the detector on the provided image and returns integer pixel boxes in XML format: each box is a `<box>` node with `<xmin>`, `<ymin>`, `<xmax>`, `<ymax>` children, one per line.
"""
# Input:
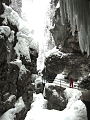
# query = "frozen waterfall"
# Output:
<box><xmin>21</xmin><ymin>0</ymin><xmax>55</xmax><ymax>71</ymax></box>
<box><xmin>59</xmin><ymin>0</ymin><xmax>90</xmax><ymax>56</ymax></box>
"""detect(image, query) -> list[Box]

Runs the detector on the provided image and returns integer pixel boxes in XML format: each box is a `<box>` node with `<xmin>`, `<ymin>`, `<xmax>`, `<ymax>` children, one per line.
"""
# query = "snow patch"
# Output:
<box><xmin>10</xmin><ymin>59</ymin><xmax>22</xmax><ymax>68</ymax></box>
<box><xmin>52</xmin><ymin>89</ymin><xmax>59</xmax><ymax>97</ymax></box>
<box><xmin>6</xmin><ymin>95</ymin><xmax>16</xmax><ymax>102</ymax></box>
<box><xmin>14</xmin><ymin>97</ymin><xmax>25</xmax><ymax>112</ymax></box>
<box><xmin>45</xmin><ymin>46</ymin><xmax>70</xmax><ymax>58</ymax></box>
<box><xmin>19</xmin><ymin>65</ymin><xmax>27</xmax><ymax>75</ymax></box>
<box><xmin>8</xmin><ymin>30</ymin><xmax>15</xmax><ymax>43</ymax></box>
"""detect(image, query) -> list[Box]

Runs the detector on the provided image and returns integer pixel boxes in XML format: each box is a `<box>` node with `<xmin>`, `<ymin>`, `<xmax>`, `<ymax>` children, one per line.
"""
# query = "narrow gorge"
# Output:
<box><xmin>0</xmin><ymin>0</ymin><xmax>90</xmax><ymax>120</ymax></box>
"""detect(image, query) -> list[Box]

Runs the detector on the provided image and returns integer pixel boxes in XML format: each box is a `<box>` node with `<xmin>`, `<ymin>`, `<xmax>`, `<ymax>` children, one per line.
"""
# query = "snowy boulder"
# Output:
<box><xmin>64</xmin><ymin>88</ymin><xmax>87</xmax><ymax>120</ymax></box>
<box><xmin>44</xmin><ymin>83</ymin><xmax>67</xmax><ymax>111</ymax></box>
<box><xmin>64</xmin><ymin>88</ymin><xmax>82</xmax><ymax>109</ymax></box>
<box><xmin>44</xmin><ymin>47</ymin><xmax>90</xmax><ymax>81</ymax></box>
<box><xmin>1</xmin><ymin>3</ymin><xmax>38</xmax><ymax>59</ymax></box>
<box><xmin>0</xmin><ymin>26</ymin><xmax>11</xmax><ymax>37</ymax></box>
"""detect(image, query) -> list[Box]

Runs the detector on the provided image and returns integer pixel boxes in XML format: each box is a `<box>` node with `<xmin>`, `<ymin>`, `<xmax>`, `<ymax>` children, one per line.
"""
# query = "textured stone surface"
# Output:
<box><xmin>0</xmin><ymin>1</ymin><xmax>38</xmax><ymax>119</ymax></box>
<box><xmin>44</xmin><ymin>51</ymin><xmax>90</xmax><ymax>82</ymax></box>
<box><xmin>79</xmin><ymin>75</ymin><xmax>90</xmax><ymax>90</ymax></box>
<box><xmin>43</xmin><ymin>2</ymin><xmax>90</xmax><ymax>83</ymax></box>
<box><xmin>44</xmin><ymin>84</ymin><xmax>67</xmax><ymax>111</ymax></box>
<box><xmin>0</xmin><ymin>93</ymin><xmax>16</xmax><ymax>115</ymax></box>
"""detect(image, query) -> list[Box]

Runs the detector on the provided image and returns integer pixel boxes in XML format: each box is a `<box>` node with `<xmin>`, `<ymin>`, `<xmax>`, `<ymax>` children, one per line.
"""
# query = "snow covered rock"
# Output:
<box><xmin>0</xmin><ymin>3</ymin><xmax>38</xmax><ymax>63</ymax></box>
<box><xmin>0</xmin><ymin>3</ymin><xmax>38</xmax><ymax>119</ymax></box>
<box><xmin>43</xmin><ymin>47</ymin><xmax>90</xmax><ymax>82</ymax></box>
<box><xmin>25</xmin><ymin>91</ymin><xmax>87</xmax><ymax>120</ymax></box>
<box><xmin>0</xmin><ymin>97</ymin><xmax>25</xmax><ymax>120</ymax></box>
<box><xmin>44</xmin><ymin>83</ymin><xmax>67</xmax><ymax>111</ymax></box>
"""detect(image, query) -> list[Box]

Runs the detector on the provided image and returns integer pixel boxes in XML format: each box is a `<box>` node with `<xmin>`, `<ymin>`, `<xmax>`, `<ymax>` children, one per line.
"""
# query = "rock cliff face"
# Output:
<box><xmin>0</xmin><ymin>1</ymin><xmax>38</xmax><ymax>119</ymax></box>
<box><xmin>43</xmin><ymin>1</ymin><xmax>90</xmax><ymax>87</ymax></box>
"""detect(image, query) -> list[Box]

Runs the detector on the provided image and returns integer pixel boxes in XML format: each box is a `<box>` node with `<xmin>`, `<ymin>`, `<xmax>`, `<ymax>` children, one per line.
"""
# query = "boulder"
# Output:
<box><xmin>44</xmin><ymin>49</ymin><xmax>90</xmax><ymax>82</ymax></box>
<box><xmin>44</xmin><ymin>83</ymin><xmax>67</xmax><ymax>111</ymax></box>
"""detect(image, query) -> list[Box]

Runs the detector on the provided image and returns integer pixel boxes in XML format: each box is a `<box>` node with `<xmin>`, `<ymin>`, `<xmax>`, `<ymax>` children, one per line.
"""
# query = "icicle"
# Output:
<box><xmin>62</xmin><ymin>0</ymin><xmax>90</xmax><ymax>56</ymax></box>
<box><xmin>59</xmin><ymin>0</ymin><xmax>66</xmax><ymax>25</ymax></box>
<box><xmin>78</xmin><ymin>24</ymin><xmax>87</xmax><ymax>53</ymax></box>
<box><xmin>87</xmin><ymin>25</ymin><xmax>90</xmax><ymax>56</ymax></box>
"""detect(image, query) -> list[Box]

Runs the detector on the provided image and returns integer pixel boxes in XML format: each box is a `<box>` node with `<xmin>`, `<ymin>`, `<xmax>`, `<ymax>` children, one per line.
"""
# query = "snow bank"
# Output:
<box><xmin>25</xmin><ymin>89</ymin><xmax>87</xmax><ymax>120</ymax></box>
<box><xmin>31</xmin><ymin>93</ymin><xmax>47</xmax><ymax>110</ymax></box>
<box><xmin>0</xmin><ymin>97</ymin><xmax>25</xmax><ymax>120</ymax></box>
<box><xmin>6</xmin><ymin>95</ymin><xmax>16</xmax><ymax>102</ymax></box>
<box><xmin>55</xmin><ymin>73</ymin><xmax>65</xmax><ymax>80</ymax></box>
<box><xmin>64</xmin><ymin>88</ymin><xmax>82</xmax><ymax>109</ymax></box>
<box><xmin>66</xmin><ymin>100</ymin><xmax>87</xmax><ymax>120</ymax></box>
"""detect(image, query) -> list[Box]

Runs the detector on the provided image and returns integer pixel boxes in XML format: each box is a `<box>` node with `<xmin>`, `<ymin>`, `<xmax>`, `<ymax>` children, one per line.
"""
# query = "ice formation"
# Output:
<box><xmin>59</xmin><ymin>0</ymin><xmax>90</xmax><ymax>56</ymax></box>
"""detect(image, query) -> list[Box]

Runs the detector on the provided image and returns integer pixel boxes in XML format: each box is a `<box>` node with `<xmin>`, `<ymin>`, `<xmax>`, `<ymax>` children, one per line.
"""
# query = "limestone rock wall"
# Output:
<box><xmin>0</xmin><ymin>1</ymin><xmax>38</xmax><ymax>119</ymax></box>
<box><xmin>43</xmin><ymin>1</ymin><xmax>90</xmax><ymax>84</ymax></box>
